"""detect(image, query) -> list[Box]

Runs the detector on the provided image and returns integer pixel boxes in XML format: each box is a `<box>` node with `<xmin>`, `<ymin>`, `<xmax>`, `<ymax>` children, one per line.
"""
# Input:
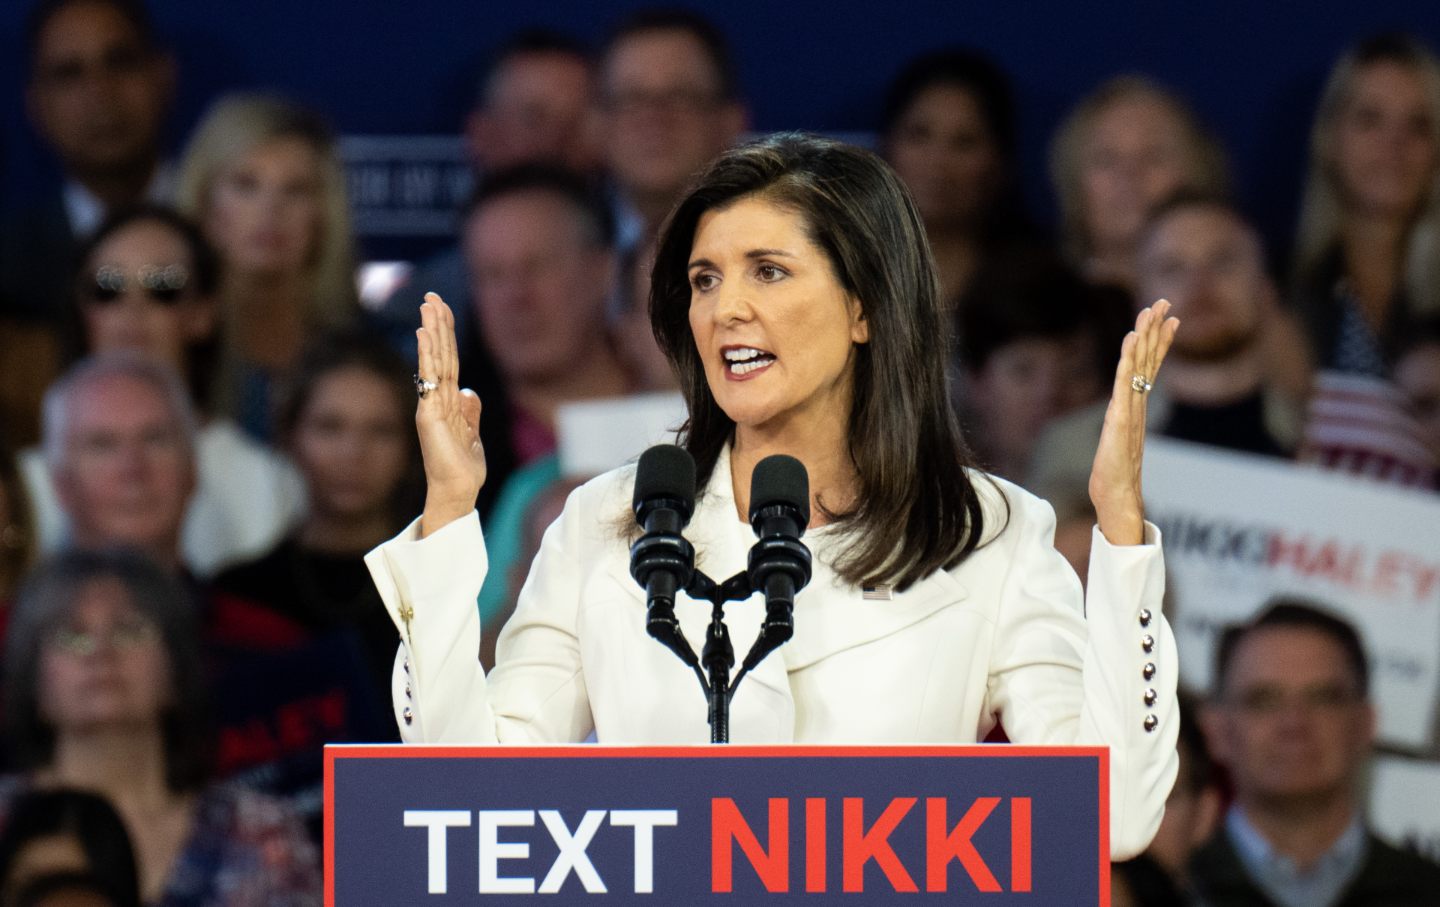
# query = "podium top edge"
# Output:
<box><xmin>323</xmin><ymin>743</ymin><xmax>1109</xmax><ymax>760</ymax></box>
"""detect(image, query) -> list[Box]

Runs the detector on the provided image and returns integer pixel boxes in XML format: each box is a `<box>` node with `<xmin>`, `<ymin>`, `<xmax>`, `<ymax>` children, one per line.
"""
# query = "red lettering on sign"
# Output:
<box><xmin>1011</xmin><ymin>797</ymin><xmax>1032</xmax><ymax>892</ymax></box>
<box><xmin>1373</xmin><ymin>551</ymin><xmax>1403</xmax><ymax>598</ymax></box>
<box><xmin>711</xmin><ymin>798</ymin><xmax>789</xmax><ymax>892</ymax></box>
<box><xmin>925</xmin><ymin>796</ymin><xmax>1000</xmax><ymax>892</ymax></box>
<box><xmin>1267</xmin><ymin>532</ymin><xmax>1307</xmax><ymax>572</ymax></box>
<box><xmin>1416</xmin><ymin>560</ymin><xmax>1440</xmax><ymax>601</ymax></box>
<box><xmin>843</xmin><ymin>797</ymin><xmax>918</xmax><ymax>893</ymax></box>
<box><xmin>806</xmin><ymin>798</ymin><xmax>826</xmax><ymax>892</ymax></box>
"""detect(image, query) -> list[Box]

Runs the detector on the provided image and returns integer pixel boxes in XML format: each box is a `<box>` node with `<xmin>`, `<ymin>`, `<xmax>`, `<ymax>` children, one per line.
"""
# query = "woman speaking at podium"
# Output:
<box><xmin>366</xmin><ymin>134</ymin><xmax>1179</xmax><ymax>858</ymax></box>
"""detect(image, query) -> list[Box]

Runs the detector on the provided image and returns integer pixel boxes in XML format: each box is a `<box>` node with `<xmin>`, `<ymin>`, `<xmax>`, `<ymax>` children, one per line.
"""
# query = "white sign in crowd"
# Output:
<box><xmin>1144</xmin><ymin>438</ymin><xmax>1440</xmax><ymax>751</ymax></box>
<box><xmin>1143</xmin><ymin>439</ymin><xmax>1440</xmax><ymax>852</ymax></box>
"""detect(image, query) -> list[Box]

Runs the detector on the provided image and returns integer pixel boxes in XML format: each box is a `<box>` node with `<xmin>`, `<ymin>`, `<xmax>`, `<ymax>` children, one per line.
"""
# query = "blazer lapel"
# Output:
<box><xmin>596</xmin><ymin>449</ymin><xmax>795</xmax><ymax>738</ymax></box>
<box><xmin>683</xmin><ymin>448</ymin><xmax>972</xmax><ymax>675</ymax></box>
<box><xmin>596</xmin><ymin>447</ymin><xmax>971</xmax><ymax>733</ymax></box>
<box><xmin>782</xmin><ymin>563</ymin><xmax>969</xmax><ymax>671</ymax></box>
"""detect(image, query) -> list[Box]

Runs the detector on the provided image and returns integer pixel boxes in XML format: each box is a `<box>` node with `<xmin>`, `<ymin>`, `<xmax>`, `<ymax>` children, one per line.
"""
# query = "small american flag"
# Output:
<box><xmin>862</xmin><ymin>584</ymin><xmax>893</xmax><ymax>601</ymax></box>
<box><xmin>1298</xmin><ymin>370</ymin><xmax>1437</xmax><ymax>489</ymax></box>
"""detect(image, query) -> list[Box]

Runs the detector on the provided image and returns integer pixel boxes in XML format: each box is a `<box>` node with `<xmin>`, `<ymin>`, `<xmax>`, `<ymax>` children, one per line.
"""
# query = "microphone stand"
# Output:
<box><xmin>683</xmin><ymin>570</ymin><xmax>754</xmax><ymax>744</ymax></box>
<box><xmin>630</xmin><ymin>464</ymin><xmax>810</xmax><ymax>743</ymax></box>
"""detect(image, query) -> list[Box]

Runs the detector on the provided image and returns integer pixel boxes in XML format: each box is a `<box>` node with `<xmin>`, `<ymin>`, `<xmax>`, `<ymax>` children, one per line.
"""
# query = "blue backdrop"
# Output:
<box><xmin>3</xmin><ymin>0</ymin><xmax>1438</xmax><ymax>257</ymax></box>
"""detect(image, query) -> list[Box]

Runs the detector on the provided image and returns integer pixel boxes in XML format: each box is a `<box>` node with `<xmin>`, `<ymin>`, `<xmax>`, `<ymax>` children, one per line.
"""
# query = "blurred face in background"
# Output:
<box><xmin>79</xmin><ymin>219</ymin><xmax>215</xmax><ymax>372</ymax></box>
<box><xmin>967</xmin><ymin>332</ymin><xmax>1099</xmax><ymax>475</ymax></box>
<box><xmin>53</xmin><ymin>374</ymin><xmax>193</xmax><ymax>555</ymax></box>
<box><xmin>27</xmin><ymin>0</ymin><xmax>173</xmax><ymax>181</ymax></box>
<box><xmin>1079</xmin><ymin>95</ymin><xmax>1193</xmax><ymax>256</ymax></box>
<box><xmin>885</xmin><ymin>83</ymin><xmax>1002</xmax><ymax>229</ymax></box>
<box><xmin>1206</xmin><ymin>627</ymin><xmax>1373</xmax><ymax>809</ymax></box>
<box><xmin>465</xmin><ymin>190</ymin><xmax>615</xmax><ymax>386</ymax></box>
<box><xmin>24</xmin><ymin>885</ymin><xmax>115</xmax><ymax>907</ymax></box>
<box><xmin>38</xmin><ymin>578</ymin><xmax>171</xmax><ymax>734</ymax></box>
<box><xmin>290</xmin><ymin>366</ymin><xmax>410</xmax><ymax>525</ymax></box>
<box><xmin>203</xmin><ymin>136</ymin><xmax>324</xmax><ymax>279</ymax></box>
<box><xmin>1137</xmin><ymin>205</ymin><xmax>1271</xmax><ymax>363</ymax></box>
<box><xmin>469</xmin><ymin>51</ymin><xmax>598</xmax><ymax>172</ymax></box>
<box><xmin>601</xmin><ymin>28</ymin><xmax>745</xmax><ymax>215</ymax></box>
<box><xmin>1331</xmin><ymin>61</ymin><xmax>1438</xmax><ymax>220</ymax></box>
<box><xmin>0</xmin><ymin>837</ymin><xmax>91</xmax><ymax>905</ymax></box>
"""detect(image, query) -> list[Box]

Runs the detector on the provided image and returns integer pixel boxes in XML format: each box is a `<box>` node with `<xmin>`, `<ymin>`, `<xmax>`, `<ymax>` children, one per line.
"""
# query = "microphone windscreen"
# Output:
<box><xmin>633</xmin><ymin>444</ymin><xmax>697</xmax><ymax>513</ymax></box>
<box><xmin>750</xmin><ymin>455</ymin><xmax>810</xmax><ymax>528</ymax></box>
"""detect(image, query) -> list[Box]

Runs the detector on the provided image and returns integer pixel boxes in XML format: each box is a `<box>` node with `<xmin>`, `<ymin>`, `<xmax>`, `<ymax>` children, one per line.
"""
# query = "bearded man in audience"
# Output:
<box><xmin>1028</xmin><ymin>192</ymin><xmax>1302</xmax><ymax>520</ymax></box>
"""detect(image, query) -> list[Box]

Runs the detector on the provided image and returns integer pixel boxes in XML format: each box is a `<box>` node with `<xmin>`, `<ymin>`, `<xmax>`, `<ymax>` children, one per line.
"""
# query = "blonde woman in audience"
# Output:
<box><xmin>1</xmin><ymin>548</ymin><xmax>321</xmax><ymax>905</ymax></box>
<box><xmin>176</xmin><ymin>95</ymin><xmax>358</xmax><ymax>442</ymax></box>
<box><xmin>1050</xmin><ymin>75</ymin><xmax>1228</xmax><ymax>293</ymax></box>
<box><xmin>1292</xmin><ymin>34</ymin><xmax>1440</xmax><ymax>487</ymax></box>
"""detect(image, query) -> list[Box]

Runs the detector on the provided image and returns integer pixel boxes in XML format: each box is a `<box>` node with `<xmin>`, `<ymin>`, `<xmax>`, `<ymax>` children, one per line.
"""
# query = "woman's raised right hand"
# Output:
<box><xmin>415</xmin><ymin>292</ymin><xmax>487</xmax><ymax>538</ymax></box>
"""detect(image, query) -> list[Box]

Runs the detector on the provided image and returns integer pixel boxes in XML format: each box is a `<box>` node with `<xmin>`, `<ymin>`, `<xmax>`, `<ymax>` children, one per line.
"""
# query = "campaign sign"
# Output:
<box><xmin>325</xmin><ymin>744</ymin><xmax>1106</xmax><ymax>905</ymax></box>
<box><xmin>1142</xmin><ymin>438</ymin><xmax>1440</xmax><ymax>749</ymax></box>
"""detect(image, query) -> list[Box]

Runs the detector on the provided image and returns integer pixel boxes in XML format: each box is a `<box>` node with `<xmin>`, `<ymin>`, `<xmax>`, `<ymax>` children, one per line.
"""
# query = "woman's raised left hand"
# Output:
<box><xmin>1089</xmin><ymin>299</ymin><xmax>1180</xmax><ymax>546</ymax></box>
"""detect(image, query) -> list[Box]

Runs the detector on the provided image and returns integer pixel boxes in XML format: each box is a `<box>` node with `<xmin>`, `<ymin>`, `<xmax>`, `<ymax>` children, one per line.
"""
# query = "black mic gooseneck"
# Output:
<box><xmin>629</xmin><ymin>445</ymin><xmax>700</xmax><ymax>675</ymax></box>
<box><xmin>739</xmin><ymin>454</ymin><xmax>812</xmax><ymax>678</ymax></box>
<box><xmin>630</xmin><ymin>446</ymin><xmax>812</xmax><ymax>743</ymax></box>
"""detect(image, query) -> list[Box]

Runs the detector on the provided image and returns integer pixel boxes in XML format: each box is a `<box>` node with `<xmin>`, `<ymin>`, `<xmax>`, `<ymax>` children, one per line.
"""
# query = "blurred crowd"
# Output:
<box><xmin>0</xmin><ymin>1</ymin><xmax>1439</xmax><ymax>904</ymax></box>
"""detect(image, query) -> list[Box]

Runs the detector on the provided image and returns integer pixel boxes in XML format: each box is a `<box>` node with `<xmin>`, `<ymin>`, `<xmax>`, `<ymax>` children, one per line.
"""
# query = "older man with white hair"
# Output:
<box><xmin>21</xmin><ymin>354</ymin><xmax>395</xmax><ymax>838</ymax></box>
<box><xmin>20</xmin><ymin>353</ymin><xmax>302</xmax><ymax>575</ymax></box>
<box><xmin>35</xmin><ymin>353</ymin><xmax>197</xmax><ymax>570</ymax></box>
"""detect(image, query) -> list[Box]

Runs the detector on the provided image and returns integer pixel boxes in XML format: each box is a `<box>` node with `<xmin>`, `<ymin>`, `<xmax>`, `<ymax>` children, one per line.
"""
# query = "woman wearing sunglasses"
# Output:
<box><xmin>15</xmin><ymin>205</ymin><xmax>304</xmax><ymax>578</ymax></box>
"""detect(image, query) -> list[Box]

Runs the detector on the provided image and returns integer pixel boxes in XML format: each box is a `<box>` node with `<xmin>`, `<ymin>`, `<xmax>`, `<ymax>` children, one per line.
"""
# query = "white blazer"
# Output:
<box><xmin>365</xmin><ymin>450</ymin><xmax>1178</xmax><ymax>859</ymax></box>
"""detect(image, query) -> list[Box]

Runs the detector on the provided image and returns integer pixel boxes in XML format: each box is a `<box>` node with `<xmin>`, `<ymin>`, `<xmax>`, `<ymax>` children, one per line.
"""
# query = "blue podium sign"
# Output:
<box><xmin>325</xmin><ymin>744</ymin><xmax>1108</xmax><ymax>905</ymax></box>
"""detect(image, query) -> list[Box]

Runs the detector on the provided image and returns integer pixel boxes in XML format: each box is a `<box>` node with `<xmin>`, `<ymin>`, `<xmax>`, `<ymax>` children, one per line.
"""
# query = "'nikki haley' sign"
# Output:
<box><xmin>325</xmin><ymin>745</ymin><xmax>1107</xmax><ymax>904</ymax></box>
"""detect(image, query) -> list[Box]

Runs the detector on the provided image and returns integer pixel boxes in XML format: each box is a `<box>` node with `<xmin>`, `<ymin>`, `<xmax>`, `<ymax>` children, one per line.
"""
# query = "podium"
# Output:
<box><xmin>325</xmin><ymin>744</ymin><xmax>1108</xmax><ymax>904</ymax></box>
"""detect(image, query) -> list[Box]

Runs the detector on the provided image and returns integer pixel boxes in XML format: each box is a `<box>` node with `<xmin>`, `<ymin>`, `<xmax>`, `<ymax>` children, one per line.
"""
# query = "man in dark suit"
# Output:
<box><xmin>1</xmin><ymin>0</ymin><xmax>176</xmax><ymax>443</ymax></box>
<box><xmin>1192</xmin><ymin>601</ymin><xmax>1440</xmax><ymax>906</ymax></box>
<box><xmin>4</xmin><ymin>0</ymin><xmax>176</xmax><ymax>322</ymax></box>
<box><xmin>370</xmin><ymin>29</ymin><xmax>598</xmax><ymax>359</ymax></box>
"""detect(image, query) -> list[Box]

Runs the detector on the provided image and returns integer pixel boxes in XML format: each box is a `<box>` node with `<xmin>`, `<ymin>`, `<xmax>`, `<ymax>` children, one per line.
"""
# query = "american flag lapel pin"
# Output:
<box><xmin>862</xmin><ymin>584</ymin><xmax>893</xmax><ymax>601</ymax></box>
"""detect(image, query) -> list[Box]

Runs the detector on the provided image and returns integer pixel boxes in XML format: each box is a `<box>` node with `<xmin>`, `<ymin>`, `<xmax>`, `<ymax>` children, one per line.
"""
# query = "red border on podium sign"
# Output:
<box><xmin>324</xmin><ymin>743</ymin><xmax>1110</xmax><ymax>905</ymax></box>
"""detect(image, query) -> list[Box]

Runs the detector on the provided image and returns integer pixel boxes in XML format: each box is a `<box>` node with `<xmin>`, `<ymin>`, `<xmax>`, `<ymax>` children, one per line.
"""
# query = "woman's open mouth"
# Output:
<box><xmin>723</xmin><ymin>346</ymin><xmax>777</xmax><ymax>379</ymax></box>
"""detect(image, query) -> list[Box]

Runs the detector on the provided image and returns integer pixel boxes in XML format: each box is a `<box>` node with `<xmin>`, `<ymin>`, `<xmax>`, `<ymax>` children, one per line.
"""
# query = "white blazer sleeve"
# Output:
<box><xmin>365</xmin><ymin>512</ymin><xmax>495</xmax><ymax>742</ymax></box>
<box><xmin>363</xmin><ymin>492</ymin><xmax>595</xmax><ymax>745</ymax></box>
<box><xmin>984</xmin><ymin>489</ymin><xmax>1178</xmax><ymax>860</ymax></box>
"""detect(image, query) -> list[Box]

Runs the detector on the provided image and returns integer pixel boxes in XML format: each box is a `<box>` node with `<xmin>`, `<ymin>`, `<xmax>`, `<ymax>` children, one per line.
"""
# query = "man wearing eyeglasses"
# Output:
<box><xmin>594</xmin><ymin>10</ymin><xmax>749</xmax><ymax>396</ymax></box>
<box><xmin>3</xmin><ymin>0</ymin><xmax>176</xmax><ymax>319</ymax></box>
<box><xmin>1192</xmin><ymin>600</ymin><xmax>1440</xmax><ymax>906</ymax></box>
<box><xmin>41</xmin><ymin>355</ymin><xmax>195</xmax><ymax>572</ymax></box>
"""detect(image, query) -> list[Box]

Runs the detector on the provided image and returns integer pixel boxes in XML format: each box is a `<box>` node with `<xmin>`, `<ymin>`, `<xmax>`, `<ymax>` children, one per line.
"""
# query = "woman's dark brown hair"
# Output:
<box><xmin>276</xmin><ymin>329</ymin><xmax>425</xmax><ymax>526</ymax></box>
<box><xmin>0</xmin><ymin>789</ymin><xmax>141</xmax><ymax>907</ymax></box>
<box><xmin>649</xmin><ymin>132</ymin><xmax>1000</xmax><ymax>589</ymax></box>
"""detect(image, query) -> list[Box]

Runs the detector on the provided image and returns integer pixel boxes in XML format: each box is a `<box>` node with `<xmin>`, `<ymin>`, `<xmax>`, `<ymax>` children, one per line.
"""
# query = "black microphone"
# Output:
<box><xmin>742</xmin><ymin>455</ymin><xmax>813</xmax><ymax>671</ymax></box>
<box><xmin>629</xmin><ymin>445</ymin><xmax>699</xmax><ymax>668</ymax></box>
